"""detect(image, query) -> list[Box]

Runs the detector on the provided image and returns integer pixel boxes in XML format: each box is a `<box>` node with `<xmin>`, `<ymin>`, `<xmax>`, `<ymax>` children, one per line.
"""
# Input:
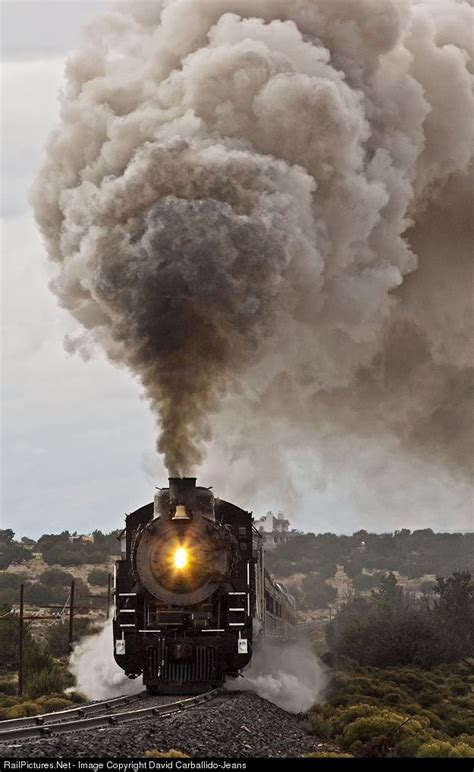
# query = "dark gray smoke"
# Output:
<box><xmin>32</xmin><ymin>0</ymin><xmax>473</xmax><ymax>484</ymax></box>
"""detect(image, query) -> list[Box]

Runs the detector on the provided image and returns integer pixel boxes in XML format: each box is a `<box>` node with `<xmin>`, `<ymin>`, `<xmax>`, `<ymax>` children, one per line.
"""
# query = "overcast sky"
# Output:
<box><xmin>1</xmin><ymin>0</ymin><xmax>161</xmax><ymax>539</ymax></box>
<box><xmin>1</xmin><ymin>1</ymin><xmax>472</xmax><ymax>539</ymax></box>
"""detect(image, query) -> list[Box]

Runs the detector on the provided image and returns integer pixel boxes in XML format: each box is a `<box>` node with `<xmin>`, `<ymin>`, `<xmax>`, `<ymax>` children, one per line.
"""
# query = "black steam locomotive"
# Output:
<box><xmin>113</xmin><ymin>478</ymin><xmax>296</xmax><ymax>694</ymax></box>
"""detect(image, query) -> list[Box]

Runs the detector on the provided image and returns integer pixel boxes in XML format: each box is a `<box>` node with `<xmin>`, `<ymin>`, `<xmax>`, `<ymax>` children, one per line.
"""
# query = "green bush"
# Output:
<box><xmin>37</xmin><ymin>531</ymin><xmax>119</xmax><ymax>567</ymax></box>
<box><xmin>87</xmin><ymin>569</ymin><xmax>110</xmax><ymax>587</ymax></box>
<box><xmin>40</xmin><ymin>568</ymin><xmax>74</xmax><ymax>587</ymax></box>
<box><xmin>307</xmin><ymin>709</ymin><xmax>330</xmax><ymax>739</ymax></box>
<box><xmin>326</xmin><ymin>572</ymin><xmax>474</xmax><ymax>668</ymax></box>
<box><xmin>0</xmin><ymin>676</ymin><xmax>17</xmax><ymax>696</ymax></box>
<box><xmin>0</xmin><ymin>535</ymin><xmax>30</xmax><ymax>570</ymax></box>
<box><xmin>0</xmin><ymin>572</ymin><xmax>24</xmax><ymax>590</ymax></box>
<box><xmin>417</xmin><ymin>741</ymin><xmax>473</xmax><ymax>758</ymax></box>
<box><xmin>308</xmin><ymin>660</ymin><xmax>474</xmax><ymax>758</ymax></box>
<box><xmin>301</xmin><ymin>572</ymin><xmax>337</xmax><ymax>609</ymax></box>
<box><xmin>45</xmin><ymin>617</ymin><xmax>93</xmax><ymax>657</ymax></box>
<box><xmin>352</xmin><ymin>572</ymin><xmax>385</xmax><ymax>592</ymax></box>
<box><xmin>36</xmin><ymin>696</ymin><xmax>72</xmax><ymax>713</ymax></box>
<box><xmin>340</xmin><ymin>710</ymin><xmax>430</xmax><ymax>756</ymax></box>
<box><xmin>5</xmin><ymin>701</ymin><xmax>41</xmax><ymax>718</ymax></box>
<box><xmin>26</xmin><ymin>667</ymin><xmax>67</xmax><ymax>699</ymax></box>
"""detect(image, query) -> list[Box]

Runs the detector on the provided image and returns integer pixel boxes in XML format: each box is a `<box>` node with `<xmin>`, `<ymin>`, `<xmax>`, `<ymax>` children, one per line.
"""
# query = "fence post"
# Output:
<box><xmin>18</xmin><ymin>584</ymin><xmax>24</xmax><ymax>697</ymax></box>
<box><xmin>106</xmin><ymin>573</ymin><xmax>112</xmax><ymax>620</ymax></box>
<box><xmin>68</xmin><ymin>580</ymin><xmax>75</xmax><ymax>650</ymax></box>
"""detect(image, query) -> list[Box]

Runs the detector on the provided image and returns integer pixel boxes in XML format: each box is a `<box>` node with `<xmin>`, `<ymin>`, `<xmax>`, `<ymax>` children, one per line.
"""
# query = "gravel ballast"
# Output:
<box><xmin>0</xmin><ymin>691</ymin><xmax>336</xmax><ymax>758</ymax></box>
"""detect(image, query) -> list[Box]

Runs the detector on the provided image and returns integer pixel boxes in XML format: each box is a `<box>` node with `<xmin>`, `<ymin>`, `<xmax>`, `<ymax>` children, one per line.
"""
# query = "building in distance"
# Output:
<box><xmin>254</xmin><ymin>511</ymin><xmax>302</xmax><ymax>550</ymax></box>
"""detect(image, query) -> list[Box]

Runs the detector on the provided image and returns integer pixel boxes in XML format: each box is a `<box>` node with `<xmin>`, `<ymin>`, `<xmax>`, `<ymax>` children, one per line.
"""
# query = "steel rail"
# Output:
<box><xmin>0</xmin><ymin>689</ymin><xmax>221</xmax><ymax>743</ymax></box>
<box><xmin>0</xmin><ymin>691</ymin><xmax>146</xmax><ymax>731</ymax></box>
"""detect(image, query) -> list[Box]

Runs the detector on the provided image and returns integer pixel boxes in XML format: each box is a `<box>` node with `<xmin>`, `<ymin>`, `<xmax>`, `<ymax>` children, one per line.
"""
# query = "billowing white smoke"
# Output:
<box><xmin>226</xmin><ymin>639</ymin><xmax>327</xmax><ymax>713</ymax></box>
<box><xmin>69</xmin><ymin>620</ymin><xmax>142</xmax><ymax>699</ymax></box>
<box><xmin>32</xmin><ymin>1</ymin><xmax>473</xmax><ymax>504</ymax></box>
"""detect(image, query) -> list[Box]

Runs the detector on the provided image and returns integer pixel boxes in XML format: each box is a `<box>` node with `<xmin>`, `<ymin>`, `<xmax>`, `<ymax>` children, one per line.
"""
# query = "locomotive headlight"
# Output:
<box><xmin>173</xmin><ymin>546</ymin><xmax>188</xmax><ymax>570</ymax></box>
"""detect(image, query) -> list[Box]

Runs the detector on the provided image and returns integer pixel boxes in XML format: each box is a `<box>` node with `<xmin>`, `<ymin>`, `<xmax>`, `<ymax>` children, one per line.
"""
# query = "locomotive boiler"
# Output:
<box><xmin>113</xmin><ymin>477</ymin><xmax>296</xmax><ymax>694</ymax></box>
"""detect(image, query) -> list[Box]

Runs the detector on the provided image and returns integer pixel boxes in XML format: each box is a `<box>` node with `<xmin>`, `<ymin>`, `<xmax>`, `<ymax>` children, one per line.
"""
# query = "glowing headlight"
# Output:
<box><xmin>173</xmin><ymin>547</ymin><xmax>188</xmax><ymax>570</ymax></box>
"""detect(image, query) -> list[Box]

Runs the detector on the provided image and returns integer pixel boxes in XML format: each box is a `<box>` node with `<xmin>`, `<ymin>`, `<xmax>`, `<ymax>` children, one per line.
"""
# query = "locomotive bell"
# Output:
<box><xmin>170</xmin><ymin>478</ymin><xmax>194</xmax><ymax>520</ymax></box>
<box><xmin>154</xmin><ymin>477</ymin><xmax>216</xmax><ymax>522</ymax></box>
<box><xmin>172</xmin><ymin>504</ymin><xmax>190</xmax><ymax>521</ymax></box>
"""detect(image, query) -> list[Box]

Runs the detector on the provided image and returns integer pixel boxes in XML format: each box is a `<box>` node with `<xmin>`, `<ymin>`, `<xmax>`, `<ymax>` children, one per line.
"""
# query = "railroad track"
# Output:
<box><xmin>0</xmin><ymin>689</ymin><xmax>221</xmax><ymax>743</ymax></box>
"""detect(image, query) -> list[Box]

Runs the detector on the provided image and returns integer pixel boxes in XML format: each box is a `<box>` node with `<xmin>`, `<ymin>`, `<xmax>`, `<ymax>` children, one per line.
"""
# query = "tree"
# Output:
<box><xmin>433</xmin><ymin>571</ymin><xmax>474</xmax><ymax>659</ymax></box>
<box><xmin>45</xmin><ymin>617</ymin><xmax>93</xmax><ymax>657</ymax></box>
<box><xmin>0</xmin><ymin>613</ymin><xmax>19</xmax><ymax>669</ymax></box>
<box><xmin>87</xmin><ymin>568</ymin><xmax>110</xmax><ymax>587</ymax></box>
<box><xmin>40</xmin><ymin>568</ymin><xmax>74</xmax><ymax>587</ymax></box>
<box><xmin>326</xmin><ymin>571</ymin><xmax>473</xmax><ymax>668</ymax></box>
<box><xmin>0</xmin><ymin>537</ymin><xmax>30</xmax><ymax>570</ymax></box>
<box><xmin>326</xmin><ymin>574</ymin><xmax>442</xmax><ymax>667</ymax></box>
<box><xmin>301</xmin><ymin>572</ymin><xmax>337</xmax><ymax>609</ymax></box>
<box><xmin>352</xmin><ymin>572</ymin><xmax>385</xmax><ymax>592</ymax></box>
<box><xmin>372</xmin><ymin>572</ymin><xmax>403</xmax><ymax>605</ymax></box>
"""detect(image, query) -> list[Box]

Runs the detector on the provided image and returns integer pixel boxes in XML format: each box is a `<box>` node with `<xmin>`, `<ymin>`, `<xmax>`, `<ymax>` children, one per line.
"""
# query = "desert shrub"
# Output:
<box><xmin>40</xmin><ymin>568</ymin><xmax>74</xmax><ymax>587</ymax></box>
<box><xmin>417</xmin><ymin>687</ymin><xmax>441</xmax><ymax>709</ymax></box>
<box><xmin>37</xmin><ymin>531</ymin><xmax>119</xmax><ymax>566</ymax></box>
<box><xmin>87</xmin><ymin>569</ymin><xmax>109</xmax><ymax>587</ymax></box>
<box><xmin>307</xmin><ymin>709</ymin><xmax>330</xmax><ymax>739</ymax></box>
<box><xmin>0</xmin><ymin>534</ymin><xmax>30</xmax><ymax>570</ymax></box>
<box><xmin>325</xmin><ymin>703</ymin><xmax>379</xmax><ymax>739</ymax></box>
<box><xmin>340</xmin><ymin>711</ymin><xmax>430</xmax><ymax>756</ymax></box>
<box><xmin>308</xmin><ymin>659</ymin><xmax>474</xmax><ymax>758</ymax></box>
<box><xmin>36</xmin><ymin>696</ymin><xmax>72</xmax><ymax>713</ymax></box>
<box><xmin>457</xmin><ymin>734</ymin><xmax>474</xmax><ymax>749</ymax></box>
<box><xmin>446</xmin><ymin>676</ymin><xmax>469</xmax><ymax>696</ymax></box>
<box><xmin>24</xmin><ymin>582</ymin><xmax>60</xmax><ymax>606</ymax></box>
<box><xmin>23</xmin><ymin>638</ymin><xmax>53</xmax><ymax>681</ymax></box>
<box><xmin>5</xmin><ymin>701</ymin><xmax>41</xmax><ymax>718</ymax></box>
<box><xmin>0</xmin><ymin>676</ymin><xmax>16</xmax><ymax>696</ymax></box>
<box><xmin>0</xmin><ymin>572</ymin><xmax>24</xmax><ymax>590</ymax></box>
<box><xmin>45</xmin><ymin>617</ymin><xmax>93</xmax><ymax>657</ymax></box>
<box><xmin>301</xmin><ymin>573</ymin><xmax>337</xmax><ymax>609</ymax></box>
<box><xmin>352</xmin><ymin>572</ymin><xmax>385</xmax><ymax>592</ymax></box>
<box><xmin>0</xmin><ymin>572</ymin><xmax>25</xmax><ymax>607</ymax></box>
<box><xmin>384</xmin><ymin>691</ymin><xmax>406</xmax><ymax>706</ymax></box>
<box><xmin>0</xmin><ymin>696</ymin><xmax>18</xmax><ymax>708</ymax></box>
<box><xmin>445</xmin><ymin>716</ymin><xmax>474</xmax><ymax>738</ymax></box>
<box><xmin>417</xmin><ymin>741</ymin><xmax>473</xmax><ymax>758</ymax></box>
<box><xmin>26</xmin><ymin>666</ymin><xmax>67</xmax><ymax>699</ymax></box>
<box><xmin>420</xmin><ymin>581</ymin><xmax>436</xmax><ymax>595</ymax></box>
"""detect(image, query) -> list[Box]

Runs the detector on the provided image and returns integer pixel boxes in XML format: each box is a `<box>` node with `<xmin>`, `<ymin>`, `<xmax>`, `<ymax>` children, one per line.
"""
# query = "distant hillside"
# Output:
<box><xmin>0</xmin><ymin>528</ymin><xmax>120</xmax><ymax>570</ymax></box>
<box><xmin>265</xmin><ymin>529</ymin><xmax>474</xmax><ymax>614</ymax></box>
<box><xmin>0</xmin><ymin>528</ymin><xmax>119</xmax><ymax>610</ymax></box>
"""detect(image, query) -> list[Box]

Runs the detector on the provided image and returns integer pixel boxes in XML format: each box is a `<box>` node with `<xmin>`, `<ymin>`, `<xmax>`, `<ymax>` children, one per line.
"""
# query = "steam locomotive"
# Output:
<box><xmin>113</xmin><ymin>478</ymin><xmax>296</xmax><ymax>694</ymax></box>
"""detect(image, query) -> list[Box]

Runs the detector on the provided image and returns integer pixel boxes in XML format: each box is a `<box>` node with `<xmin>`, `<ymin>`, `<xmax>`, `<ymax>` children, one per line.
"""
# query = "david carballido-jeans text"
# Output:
<box><xmin>2</xmin><ymin>762</ymin><xmax>247</xmax><ymax>771</ymax></box>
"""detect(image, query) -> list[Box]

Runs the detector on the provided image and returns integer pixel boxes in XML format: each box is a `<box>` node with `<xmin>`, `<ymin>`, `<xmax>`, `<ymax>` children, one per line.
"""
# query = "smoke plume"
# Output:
<box><xmin>226</xmin><ymin>639</ymin><xmax>327</xmax><ymax>712</ymax></box>
<box><xmin>69</xmin><ymin>620</ymin><xmax>142</xmax><ymax>699</ymax></box>
<box><xmin>33</xmin><ymin>0</ymin><xmax>473</xmax><ymax>484</ymax></box>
